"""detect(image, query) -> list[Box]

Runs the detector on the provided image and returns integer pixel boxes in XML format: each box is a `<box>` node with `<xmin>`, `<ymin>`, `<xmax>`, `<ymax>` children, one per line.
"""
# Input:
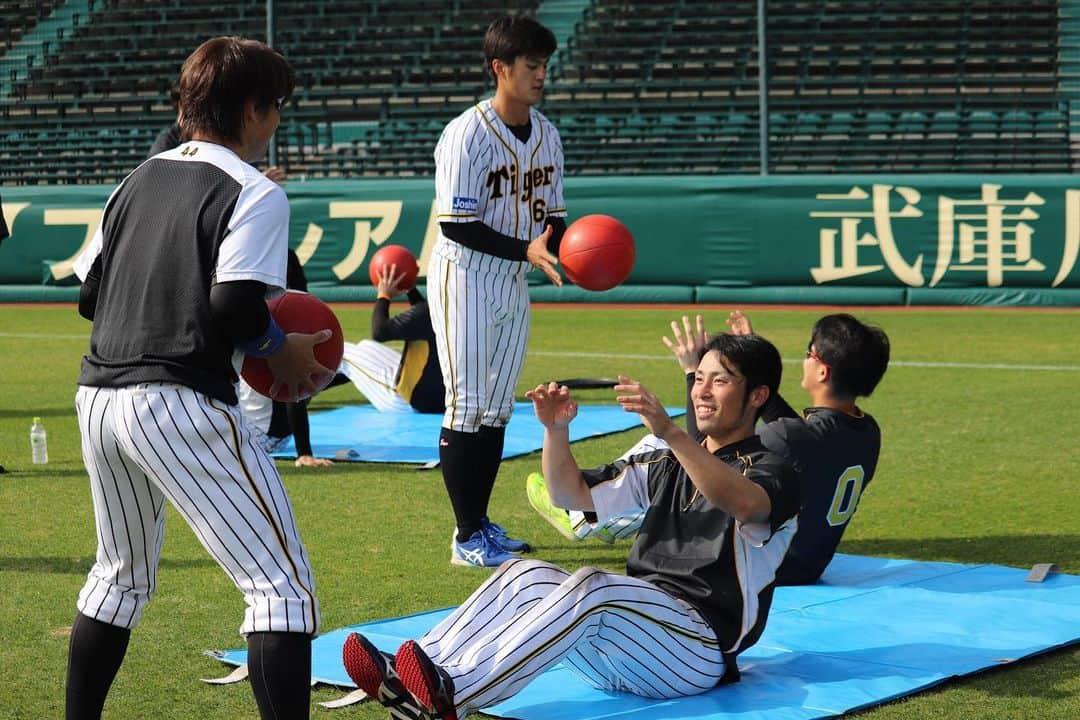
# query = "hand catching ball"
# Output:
<box><xmin>368</xmin><ymin>244</ymin><xmax>419</xmax><ymax>291</ymax></box>
<box><xmin>240</xmin><ymin>290</ymin><xmax>344</xmax><ymax>401</ymax></box>
<box><xmin>558</xmin><ymin>215</ymin><xmax>635</xmax><ymax>291</ymax></box>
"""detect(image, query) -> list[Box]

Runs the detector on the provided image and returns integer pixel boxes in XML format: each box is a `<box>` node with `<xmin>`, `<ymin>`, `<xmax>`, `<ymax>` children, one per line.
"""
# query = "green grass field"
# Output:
<box><xmin>1</xmin><ymin>303</ymin><xmax>1077</xmax><ymax>719</ymax></box>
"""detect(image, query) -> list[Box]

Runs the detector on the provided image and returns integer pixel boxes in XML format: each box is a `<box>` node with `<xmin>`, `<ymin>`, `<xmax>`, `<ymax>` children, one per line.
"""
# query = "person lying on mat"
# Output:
<box><xmin>338</xmin><ymin>262</ymin><xmax>445</xmax><ymax>414</ymax></box>
<box><xmin>342</xmin><ymin>333</ymin><xmax>798</xmax><ymax>719</ymax></box>
<box><xmin>529</xmin><ymin>310</ymin><xmax>890</xmax><ymax>587</ymax></box>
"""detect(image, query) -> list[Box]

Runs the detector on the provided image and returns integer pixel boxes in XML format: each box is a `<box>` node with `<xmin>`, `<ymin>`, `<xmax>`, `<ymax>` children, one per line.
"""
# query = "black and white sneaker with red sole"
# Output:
<box><xmin>395</xmin><ymin>640</ymin><xmax>458</xmax><ymax>720</ymax></box>
<box><xmin>342</xmin><ymin>632</ymin><xmax>426</xmax><ymax>720</ymax></box>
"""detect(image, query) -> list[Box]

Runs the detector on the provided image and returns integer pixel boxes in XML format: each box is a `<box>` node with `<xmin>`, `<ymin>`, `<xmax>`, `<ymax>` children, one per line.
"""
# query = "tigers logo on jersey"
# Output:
<box><xmin>486</xmin><ymin>163</ymin><xmax>555</xmax><ymax>201</ymax></box>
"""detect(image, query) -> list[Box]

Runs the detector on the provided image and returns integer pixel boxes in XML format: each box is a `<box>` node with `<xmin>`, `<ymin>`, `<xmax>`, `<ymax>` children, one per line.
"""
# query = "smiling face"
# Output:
<box><xmin>692</xmin><ymin>350</ymin><xmax>760</xmax><ymax>449</ymax></box>
<box><xmin>494</xmin><ymin>54</ymin><xmax>548</xmax><ymax>108</ymax></box>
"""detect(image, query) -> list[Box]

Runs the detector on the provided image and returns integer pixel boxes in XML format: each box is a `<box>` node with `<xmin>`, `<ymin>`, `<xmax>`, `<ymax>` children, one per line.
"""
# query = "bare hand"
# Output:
<box><xmin>614</xmin><ymin>375</ymin><xmax>677</xmax><ymax>440</ymax></box>
<box><xmin>266</xmin><ymin>330</ymin><xmax>334</xmax><ymax>402</ymax></box>
<box><xmin>263</xmin><ymin>166</ymin><xmax>287</xmax><ymax>185</ymax></box>
<box><xmin>526</xmin><ymin>226</ymin><xmax>561</xmax><ymax>286</ymax></box>
<box><xmin>295</xmin><ymin>454</ymin><xmax>333</xmax><ymax>468</ymax></box>
<box><xmin>726</xmin><ymin>310</ymin><xmax>753</xmax><ymax>336</ymax></box>
<box><xmin>376</xmin><ymin>263</ymin><xmax>406</xmax><ymax>299</ymax></box>
<box><xmin>662</xmin><ymin>314</ymin><xmax>708</xmax><ymax>373</ymax></box>
<box><xmin>525</xmin><ymin>381</ymin><xmax>578</xmax><ymax>428</ymax></box>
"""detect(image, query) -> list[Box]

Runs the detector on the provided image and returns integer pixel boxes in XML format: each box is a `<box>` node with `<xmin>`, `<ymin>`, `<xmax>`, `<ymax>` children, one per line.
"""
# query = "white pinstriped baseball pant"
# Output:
<box><xmin>418</xmin><ymin>558</ymin><xmax>727</xmax><ymax>715</ymax></box>
<box><xmin>427</xmin><ymin>241</ymin><xmax>531</xmax><ymax>433</ymax></box>
<box><xmin>339</xmin><ymin>339</ymin><xmax>414</xmax><ymax>413</ymax></box>
<box><xmin>74</xmin><ymin>383</ymin><xmax>319</xmax><ymax>635</ymax></box>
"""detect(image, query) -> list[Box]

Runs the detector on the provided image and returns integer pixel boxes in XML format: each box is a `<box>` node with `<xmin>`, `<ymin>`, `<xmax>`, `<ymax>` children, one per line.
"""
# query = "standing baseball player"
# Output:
<box><xmin>68</xmin><ymin>37</ymin><xmax>329</xmax><ymax>719</ymax></box>
<box><xmin>338</xmin><ymin>263</ymin><xmax>446</xmax><ymax>414</ymax></box>
<box><xmin>342</xmin><ymin>334</ymin><xmax>798</xmax><ymax>719</ymax></box>
<box><xmin>428</xmin><ymin>14</ymin><xmax>566</xmax><ymax>566</ymax></box>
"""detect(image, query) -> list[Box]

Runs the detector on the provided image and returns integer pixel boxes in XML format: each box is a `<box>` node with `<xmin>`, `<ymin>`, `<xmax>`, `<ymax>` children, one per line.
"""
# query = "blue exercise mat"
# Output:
<box><xmin>272</xmin><ymin>402</ymin><xmax>684</xmax><ymax>463</ymax></box>
<box><xmin>212</xmin><ymin>554</ymin><xmax>1080</xmax><ymax>719</ymax></box>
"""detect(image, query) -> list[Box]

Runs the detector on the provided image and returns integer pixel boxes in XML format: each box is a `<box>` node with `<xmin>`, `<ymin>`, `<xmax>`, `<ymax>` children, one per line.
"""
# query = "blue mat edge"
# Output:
<box><xmin>208</xmin><ymin>555</ymin><xmax>1080</xmax><ymax>717</ymax></box>
<box><xmin>271</xmin><ymin>403</ymin><xmax>685</xmax><ymax>462</ymax></box>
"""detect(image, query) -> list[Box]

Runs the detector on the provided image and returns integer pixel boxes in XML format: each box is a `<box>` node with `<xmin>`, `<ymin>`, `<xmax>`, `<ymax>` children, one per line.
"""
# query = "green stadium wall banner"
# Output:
<box><xmin>3</xmin><ymin>175</ymin><xmax>1079</xmax><ymax>305</ymax></box>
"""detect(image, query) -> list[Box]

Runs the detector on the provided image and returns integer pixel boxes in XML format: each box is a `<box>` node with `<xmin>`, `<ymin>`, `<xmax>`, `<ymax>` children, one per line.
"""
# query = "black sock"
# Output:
<box><xmin>440</xmin><ymin>428</ymin><xmax>484</xmax><ymax>541</ymax></box>
<box><xmin>65</xmin><ymin>613</ymin><xmax>131</xmax><ymax>720</ymax></box>
<box><xmin>247</xmin><ymin>631</ymin><xmax>312</xmax><ymax>720</ymax></box>
<box><xmin>476</xmin><ymin>425</ymin><xmax>506</xmax><ymax>520</ymax></box>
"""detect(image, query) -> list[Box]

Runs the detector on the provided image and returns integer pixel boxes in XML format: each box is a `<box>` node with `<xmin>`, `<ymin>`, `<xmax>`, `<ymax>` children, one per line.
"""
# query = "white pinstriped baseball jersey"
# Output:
<box><xmin>428</xmin><ymin>100</ymin><xmax>566</xmax><ymax>432</ymax></box>
<box><xmin>434</xmin><ymin>98</ymin><xmax>566</xmax><ymax>241</ymax></box>
<box><xmin>72</xmin><ymin>141</ymin><xmax>319</xmax><ymax>635</ymax></box>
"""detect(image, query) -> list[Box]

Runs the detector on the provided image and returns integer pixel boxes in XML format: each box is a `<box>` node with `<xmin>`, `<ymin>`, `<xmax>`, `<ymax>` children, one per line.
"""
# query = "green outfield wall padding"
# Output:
<box><xmin>0</xmin><ymin>286</ymin><xmax>79</xmax><ymax>302</ymax></box>
<box><xmin>906</xmin><ymin>287</ymin><xmax>1080</xmax><ymax>306</ymax></box>
<box><xmin>529</xmin><ymin>284</ymin><xmax>695</xmax><ymax>303</ymax></box>
<box><xmin>695</xmin><ymin>286</ymin><xmax>909</xmax><ymax>305</ymax></box>
<box><xmin>4</xmin><ymin>175</ymin><xmax>1080</xmax><ymax>306</ymax></box>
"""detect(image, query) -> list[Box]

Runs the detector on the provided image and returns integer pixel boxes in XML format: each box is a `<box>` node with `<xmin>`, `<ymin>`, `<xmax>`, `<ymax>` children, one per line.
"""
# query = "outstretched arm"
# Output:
<box><xmin>525</xmin><ymin>382</ymin><xmax>594</xmax><ymax>511</ymax></box>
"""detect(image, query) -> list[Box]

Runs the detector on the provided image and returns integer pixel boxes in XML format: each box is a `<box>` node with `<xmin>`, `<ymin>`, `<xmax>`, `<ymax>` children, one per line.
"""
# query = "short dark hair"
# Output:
<box><xmin>810</xmin><ymin>314</ymin><xmax>890</xmax><ymax>399</ymax></box>
<box><xmin>483</xmin><ymin>15</ymin><xmax>557</xmax><ymax>83</ymax></box>
<box><xmin>178</xmin><ymin>37</ymin><xmax>294</xmax><ymax>143</ymax></box>
<box><xmin>699</xmin><ymin>333</ymin><xmax>783</xmax><ymax>420</ymax></box>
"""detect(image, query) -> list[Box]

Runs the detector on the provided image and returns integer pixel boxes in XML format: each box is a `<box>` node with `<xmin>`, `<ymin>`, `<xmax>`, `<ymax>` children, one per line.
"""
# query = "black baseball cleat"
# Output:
<box><xmin>395</xmin><ymin>640</ymin><xmax>458</xmax><ymax>720</ymax></box>
<box><xmin>342</xmin><ymin>632</ymin><xmax>426</xmax><ymax>720</ymax></box>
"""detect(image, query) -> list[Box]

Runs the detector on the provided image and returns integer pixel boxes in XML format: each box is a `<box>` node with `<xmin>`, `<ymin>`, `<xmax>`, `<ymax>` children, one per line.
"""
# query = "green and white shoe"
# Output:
<box><xmin>526</xmin><ymin>472</ymin><xmax>582</xmax><ymax>542</ymax></box>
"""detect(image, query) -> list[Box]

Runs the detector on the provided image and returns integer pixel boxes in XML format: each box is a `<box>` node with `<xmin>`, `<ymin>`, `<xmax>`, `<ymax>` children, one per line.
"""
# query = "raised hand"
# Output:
<box><xmin>726</xmin><ymin>310</ymin><xmax>753</xmax><ymax>336</ymax></box>
<box><xmin>376</xmin><ymin>263</ymin><xmax>407</xmax><ymax>299</ymax></box>
<box><xmin>614</xmin><ymin>374</ymin><xmax>677</xmax><ymax>440</ymax></box>
<box><xmin>662</xmin><ymin>314</ymin><xmax>708</xmax><ymax>373</ymax></box>
<box><xmin>525</xmin><ymin>381</ymin><xmax>578</xmax><ymax>428</ymax></box>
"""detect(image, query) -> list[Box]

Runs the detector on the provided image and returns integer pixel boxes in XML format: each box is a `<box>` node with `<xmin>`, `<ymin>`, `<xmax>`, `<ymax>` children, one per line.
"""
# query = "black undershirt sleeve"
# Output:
<box><xmin>285</xmin><ymin>400</ymin><xmax>313</xmax><ymax>456</ymax></box>
<box><xmin>545</xmin><ymin>215</ymin><xmax>566</xmax><ymax>255</ymax></box>
<box><xmin>440</xmin><ymin>217</ymin><xmax>567</xmax><ymax>261</ymax></box>
<box><xmin>760</xmin><ymin>393</ymin><xmax>800</xmax><ymax>423</ymax></box>
<box><xmin>209</xmin><ymin>280</ymin><xmax>272</xmax><ymax>342</ymax></box>
<box><xmin>684</xmin><ymin>372</ymin><xmax>702</xmax><ymax>440</ymax></box>
<box><xmin>285</xmin><ymin>249</ymin><xmax>307</xmax><ymax>292</ymax></box>
<box><xmin>78</xmin><ymin>256</ymin><xmax>103</xmax><ymax>320</ymax></box>
<box><xmin>440</xmin><ymin>221</ymin><xmax>528</xmax><ymax>261</ymax></box>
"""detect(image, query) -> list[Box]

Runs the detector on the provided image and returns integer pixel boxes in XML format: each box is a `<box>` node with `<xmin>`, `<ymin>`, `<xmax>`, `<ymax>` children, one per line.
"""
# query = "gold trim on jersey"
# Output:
<box><xmin>439</xmin><ymin>259</ymin><xmax>459</xmax><ymax>427</ymax></box>
<box><xmin>474</xmin><ymin>104</ymin><xmax>522</xmax><ymax>240</ymax></box>
<box><xmin>207</xmin><ymin>399</ymin><xmax>318</xmax><ymax>632</ymax></box>
<box><xmin>395</xmin><ymin>339</ymin><xmax>429</xmax><ymax>402</ymax></box>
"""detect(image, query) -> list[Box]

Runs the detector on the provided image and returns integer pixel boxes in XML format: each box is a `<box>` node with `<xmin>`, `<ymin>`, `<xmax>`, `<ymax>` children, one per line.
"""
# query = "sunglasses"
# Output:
<box><xmin>273</xmin><ymin>96</ymin><xmax>287</xmax><ymax>111</ymax></box>
<box><xmin>805</xmin><ymin>347</ymin><xmax>830</xmax><ymax>367</ymax></box>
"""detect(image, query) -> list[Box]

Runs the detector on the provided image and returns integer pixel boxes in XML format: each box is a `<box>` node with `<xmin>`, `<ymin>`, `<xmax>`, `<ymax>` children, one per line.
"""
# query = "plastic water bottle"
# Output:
<box><xmin>30</xmin><ymin>417</ymin><xmax>48</xmax><ymax>465</ymax></box>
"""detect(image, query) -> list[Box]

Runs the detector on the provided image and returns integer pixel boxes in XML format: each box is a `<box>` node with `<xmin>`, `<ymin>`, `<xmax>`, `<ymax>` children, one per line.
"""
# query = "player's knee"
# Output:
<box><xmin>568</xmin><ymin>566</ymin><xmax>618</xmax><ymax>589</ymax></box>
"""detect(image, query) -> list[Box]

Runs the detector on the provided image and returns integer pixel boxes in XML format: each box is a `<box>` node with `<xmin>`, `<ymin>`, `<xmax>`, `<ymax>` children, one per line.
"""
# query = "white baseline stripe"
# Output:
<box><xmin>529</xmin><ymin>350</ymin><xmax>1080</xmax><ymax>372</ymax></box>
<box><xmin>4</xmin><ymin>334</ymin><xmax>1078</xmax><ymax>372</ymax></box>
<box><xmin>1</xmin><ymin>332</ymin><xmax>89</xmax><ymax>339</ymax></box>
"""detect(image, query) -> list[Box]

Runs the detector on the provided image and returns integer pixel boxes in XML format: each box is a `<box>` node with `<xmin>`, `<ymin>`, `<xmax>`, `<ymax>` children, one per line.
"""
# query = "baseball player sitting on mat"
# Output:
<box><xmin>342</xmin><ymin>333</ymin><xmax>799</xmax><ymax>720</ymax></box>
<box><xmin>338</xmin><ymin>263</ymin><xmax>446</xmax><ymax>415</ymax></box>
<box><xmin>69</xmin><ymin>37</ymin><xmax>326</xmax><ymax>719</ymax></box>
<box><xmin>529</xmin><ymin>310</ymin><xmax>890</xmax><ymax>587</ymax></box>
<box><xmin>428</xmin><ymin>15</ymin><xmax>567</xmax><ymax>567</ymax></box>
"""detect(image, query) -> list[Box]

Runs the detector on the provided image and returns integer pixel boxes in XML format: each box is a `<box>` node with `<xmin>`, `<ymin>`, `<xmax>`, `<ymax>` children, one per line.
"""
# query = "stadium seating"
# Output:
<box><xmin>0</xmin><ymin>0</ymin><xmax>1075</xmax><ymax>184</ymax></box>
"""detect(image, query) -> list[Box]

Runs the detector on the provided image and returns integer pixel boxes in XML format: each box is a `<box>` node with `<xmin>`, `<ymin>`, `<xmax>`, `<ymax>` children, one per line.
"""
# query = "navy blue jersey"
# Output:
<box><xmin>758</xmin><ymin>408</ymin><xmax>880</xmax><ymax>584</ymax></box>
